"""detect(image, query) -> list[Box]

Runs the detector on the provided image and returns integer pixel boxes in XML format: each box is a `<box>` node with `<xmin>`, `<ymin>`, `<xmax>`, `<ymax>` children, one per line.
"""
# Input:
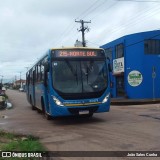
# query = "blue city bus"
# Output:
<box><xmin>26</xmin><ymin>47</ymin><xmax>110</xmax><ymax>119</ymax></box>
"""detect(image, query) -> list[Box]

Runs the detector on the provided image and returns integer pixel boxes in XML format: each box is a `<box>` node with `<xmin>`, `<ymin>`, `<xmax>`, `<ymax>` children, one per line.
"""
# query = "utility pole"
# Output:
<box><xmin>19</xmin><ymin>72</ymin><xmax>21</xmax><ymax>88</ymax></box>
<box><xmin>15</xmin><ymin>75</ymin><xmax>17</xmax><ymax>82</ymax></box>
<box><xmin>75</xmin><ymin>19</ymin><xmax>91</xmax><ymax>47</ymax></box>
<box><xmin>0</xmin><ymin>75</ymin><xmax>3</xmax><ymax>84</ymax></box>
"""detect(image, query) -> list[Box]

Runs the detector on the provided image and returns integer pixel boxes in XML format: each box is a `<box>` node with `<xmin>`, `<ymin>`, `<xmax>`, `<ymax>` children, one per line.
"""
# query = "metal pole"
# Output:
<box><xmin>153</xmin><ymin>77</ymin><xmax>155</xmax><ymax>100</ymax></box>
<box><xmin>20</xmin><ymin>72</ymin><xmax>21</xmax><ymax>87</ymax></box>
<box><xmin>81</xmin><ymin>20</ymin><xmax>85</xmax><ymax>47</ymax></box>
<box><xmin>152</xmin><ymin>66</ymin><xmax>156</xmax><ymax>101</ymax></box>
<box><xmin>75</xmin><ymin>19</ymin><xmax>91</xmax><ymax>47</ymax></box>
<box><xmin>2</xmin><ymin>76</ymin><xmax>3</xmax><ymax>84</ymax></box>
<box><xmin>0</xmin><ymin>75</ymin><xmax>3</xmax><ymax>84</ymax></box>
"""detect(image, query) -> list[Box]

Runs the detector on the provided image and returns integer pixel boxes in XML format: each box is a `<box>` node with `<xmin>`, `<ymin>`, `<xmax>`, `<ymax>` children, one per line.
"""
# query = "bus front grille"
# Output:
<box><xmin>68</xmin><ymin>106</ymin><xmax>98</xmax><ymax>115</ymax></box>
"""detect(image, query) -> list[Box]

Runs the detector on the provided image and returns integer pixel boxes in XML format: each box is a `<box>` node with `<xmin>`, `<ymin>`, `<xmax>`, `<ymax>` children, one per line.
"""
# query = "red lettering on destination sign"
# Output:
<box><xmin>58</xmin><ymin>51</ymin><xmax>97</xmax><ymax>57</ymax></box>
<box><xmin>86</xmin><ymin>51</ymin><xmax>96</xmax><ymax>56</ymax></box>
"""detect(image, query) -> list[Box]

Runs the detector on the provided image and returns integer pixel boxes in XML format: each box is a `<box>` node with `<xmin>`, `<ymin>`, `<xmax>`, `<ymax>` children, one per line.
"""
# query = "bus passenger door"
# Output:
<box><xmin>32</xmin><ymin>70</ymin><xmax>36</xmax><ymax>106</ymax></box>
<box><xmin>44</xmin><ymin>66</ymin><xmax>50</xmax><ymax>113</ymax></box>
<box><xmin>26</xmin><ymin>73</ymin><xmax>30</xmax><ymax>101</ymax></box>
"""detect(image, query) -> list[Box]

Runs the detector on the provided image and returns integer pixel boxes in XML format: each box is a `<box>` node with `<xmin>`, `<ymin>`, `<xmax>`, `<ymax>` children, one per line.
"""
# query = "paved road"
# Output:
<box><xmin>0</xmin><ymin>89</ymin><xmax>160</xmax><ymax>160</ymax></box>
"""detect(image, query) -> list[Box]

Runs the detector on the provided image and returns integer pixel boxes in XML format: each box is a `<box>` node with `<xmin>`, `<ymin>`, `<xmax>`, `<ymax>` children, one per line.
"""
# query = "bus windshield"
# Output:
<box><xmin>52</xmin><ymin>59</ymin><xmax>108</xmax><ymax>99</ymax></box>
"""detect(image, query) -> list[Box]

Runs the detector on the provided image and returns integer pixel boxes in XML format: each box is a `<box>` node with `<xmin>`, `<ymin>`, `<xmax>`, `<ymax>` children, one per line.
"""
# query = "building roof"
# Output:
<box><xmin>15</xmin><ymin>80</ymin><xmax>26</xmax><ymax>83</ymax></box>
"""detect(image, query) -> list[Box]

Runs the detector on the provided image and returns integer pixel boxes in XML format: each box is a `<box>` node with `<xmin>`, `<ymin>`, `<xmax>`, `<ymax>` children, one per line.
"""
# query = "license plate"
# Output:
<box><xmin>79</xmin><ymin>110</ymin><xmax>89</xmax><ymax>115</ymax></box>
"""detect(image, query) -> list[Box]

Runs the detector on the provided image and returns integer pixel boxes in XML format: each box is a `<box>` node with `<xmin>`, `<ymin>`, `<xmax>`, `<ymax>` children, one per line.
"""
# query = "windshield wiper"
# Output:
<box><xmin>86</xmin><ymin>66</ymin><xmax>89</xmax><ymax>84</ymax></box>
<box><xmin>65</xmin><ymin>60</ymin><xmax>78</xmax><ymax>85</ymax></box>
<box><xmin>75</xmin><ymin>65</ymin><xmax>78</xmax><ymax>85</ymax></box>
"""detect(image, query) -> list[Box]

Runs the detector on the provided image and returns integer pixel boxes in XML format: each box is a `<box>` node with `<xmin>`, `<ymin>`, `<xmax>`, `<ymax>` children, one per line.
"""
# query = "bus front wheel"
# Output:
<box><xmin>41</xmin><ymin>98</ymin><xmax>52</xmax><ymax>120</ymax></box>
<box><xmin>30</xmin><ymin>97</ymin><xmax>36</xmax><ymax>110</ymax></box>
<box><xmin>45</xmin><ymin>112</ymin><xmax>52</xmax><ymax>120</ymax></box>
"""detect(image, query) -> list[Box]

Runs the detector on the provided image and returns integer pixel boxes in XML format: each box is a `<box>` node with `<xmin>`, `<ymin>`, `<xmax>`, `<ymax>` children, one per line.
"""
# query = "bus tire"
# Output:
<box><xmin>88</xmin><ymin>113</ymin><xmax>93</xmax><ymax>118</ymax></box>
<box><xmin>30</xmin><ymin>96</ymin><xmax>36</xmax><ymax>110</ymax></box>
<box><xmin>45</xmin><ymin>112</ymin><xmax>52</xmax><ymax>120</ymax></box>
<box><xmin>41</xmin><ymin>97</ymin><xmax>45</xmax><ymax>113</ymax></box>
<box><xmin>37</xmin><ymin>108</ymin><xmax>42</xmax><ymax>113</ymax></box>
<box><xmin>41</xmin><ymin>98</ymin><xmax>52</xmax><ymax>120</ymax></box>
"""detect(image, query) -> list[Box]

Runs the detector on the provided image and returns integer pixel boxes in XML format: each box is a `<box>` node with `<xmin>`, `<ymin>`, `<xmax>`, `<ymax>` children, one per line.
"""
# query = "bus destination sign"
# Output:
<box><xmin>53</xmin><ymin>50</ymin><xmax>105</xmax><ymax>58</ymax></box>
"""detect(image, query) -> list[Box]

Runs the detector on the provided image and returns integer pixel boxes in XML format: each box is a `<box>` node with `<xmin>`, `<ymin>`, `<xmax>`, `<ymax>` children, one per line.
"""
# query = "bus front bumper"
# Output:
<box><xmin>50</xmin><ymin>102</ymin><xmax>110</xmax><ymax>117</ymax></box>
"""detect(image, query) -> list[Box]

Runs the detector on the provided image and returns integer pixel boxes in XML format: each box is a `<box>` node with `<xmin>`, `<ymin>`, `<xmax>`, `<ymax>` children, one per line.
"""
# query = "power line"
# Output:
<box><xmin>40</xmin><ymin>0</ymin><xmax>118</xmax><ymax>48</ymax></box>
<box><xmin>108</xmin><ymin>6</ymin><xmax>160</xmax><ymax>34</ymax></box>
<box><xmin>48</xmin><ymin>0</ymin><xmax>106</xmax><ymax>48</ymax></box>
<box><xmin>94</xmin><ymin>2</ymin><xmax>160</xmax><ymax>45</ymax></box>
<box><xmin>90</xmin><ymin>1</ymin><xmax>118</xmax><ymax>20</ymax></box>
<box><xmin>52</xmin><ymin>0</ymin><xmax>112</xmax><ymax>47</ymax></box>
<box><xmin>116</xmin><ymin>0</ymin><xmax>160</xmax><ymax>2</ymax></box>
<box><xmin>80</xmin><ymin>0</ymin><xmax>108</xmax><ymax>19</ymax></box>
<box><xmin>76</xmin><ymin>0</ymin><xmax>101</xmax><ymax>19</ymax></box>
<box><xmin>87</xmin><ymin>40</ymin><xmax>100</xmax><ymax>47</ymax></box>
<box><xmin>80</xmin><ymin>0</ymin><xmax>159</xmax><ymax>47</ymax></box>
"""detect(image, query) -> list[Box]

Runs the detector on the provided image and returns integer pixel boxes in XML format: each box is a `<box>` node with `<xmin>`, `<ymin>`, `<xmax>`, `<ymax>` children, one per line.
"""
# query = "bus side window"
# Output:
<box><xmin>44</xmin><ymin>62</ymin><xmax>49</xmax><ymax>87</ymax></box>
<box><xmin>28</xmin><ymin>74</ymin><xmax>30</xmax><ymax>85</ymax></box>
<box><xmin>33</xmin><ymin>70</ymin><xmax>35</xmax><ymax>85</ymax></box>
<box><xmin>30</xmin><ymin>70</ymin><xmax>33</xmax><ymax>84</ymax></box>
<box><xmin>37</xmin><ymin>63</ymin><xmax>41</xmax><ymax>82</ymax></box>
<box><xmin>36</xmin><ymin>65</ymin><xmax>38</xmax><ymax>83</ymax></box>
<box><xmin>41</xmin><ymin>63</ymin><xmax>45</xmax><ymax>82</ymax></box>
<box><xmin>26</xmin><ymin>73</ymin><xmax>30</xmax><ymax>85</ymax></box>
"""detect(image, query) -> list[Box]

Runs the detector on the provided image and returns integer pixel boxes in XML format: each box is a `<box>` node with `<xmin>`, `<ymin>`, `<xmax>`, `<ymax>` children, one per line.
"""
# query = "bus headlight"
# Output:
<box><xmin>53</xmin><ymin>96</ymin><xmax>64</xmax><ymax>106</ymax></box>
<box><xmin>102</xmin><ymin>93</ymin><xmax>110</xmax><ymax>103</ymax></box>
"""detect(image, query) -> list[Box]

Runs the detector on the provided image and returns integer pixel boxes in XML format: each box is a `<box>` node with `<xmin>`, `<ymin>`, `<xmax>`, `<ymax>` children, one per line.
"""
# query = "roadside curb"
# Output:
<box><xmin>111</xmin><ymin>99</ymin><xmax>160</xmax><ymax>105</ymax></box>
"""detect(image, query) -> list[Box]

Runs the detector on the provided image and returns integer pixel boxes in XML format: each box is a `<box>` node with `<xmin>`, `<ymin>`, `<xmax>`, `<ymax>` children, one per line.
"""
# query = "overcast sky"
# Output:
<box><xmin>0</xmin><ymin>0</ymin><xmax>160</xmax><ymax>82</ymax></box>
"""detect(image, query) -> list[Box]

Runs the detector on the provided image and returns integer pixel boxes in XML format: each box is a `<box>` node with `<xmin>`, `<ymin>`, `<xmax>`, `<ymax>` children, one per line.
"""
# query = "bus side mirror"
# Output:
<box><xmin>44</xmin><ymin>62</ymin><xmax>50</xmax><ymax>72</ymax></box>
<box><xmin>106</xmin><ymin>57</ymin><xmax>112</xmax><ymax>72</ymax></box>
<box><xmin>108</xmin><ymin>64</ymin><xmax>112</xmax><ymax>72</ymax></box>
<box><xmin>44</xmin><ymin>72</ymin><xmax>47</xmax><ymax>87</ymax></box>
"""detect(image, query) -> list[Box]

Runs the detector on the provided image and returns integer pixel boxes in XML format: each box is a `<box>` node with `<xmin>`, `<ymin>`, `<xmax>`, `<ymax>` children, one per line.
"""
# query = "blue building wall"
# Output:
<box><xmin>101</xmin><ymin>30</ymin><xmax>160</xmax><ymax>99</ymax></box>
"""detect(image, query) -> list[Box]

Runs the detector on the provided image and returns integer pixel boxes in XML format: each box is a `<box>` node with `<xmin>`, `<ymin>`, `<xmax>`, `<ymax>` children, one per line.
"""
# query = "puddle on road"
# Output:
<box><xmin>0</xmin><ymin>122</ymin><xmax>7</xmax><ymax>125</ymax></box>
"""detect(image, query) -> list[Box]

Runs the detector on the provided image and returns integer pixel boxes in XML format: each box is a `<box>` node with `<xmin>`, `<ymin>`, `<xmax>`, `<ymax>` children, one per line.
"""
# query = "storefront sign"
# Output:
<box><xmin>128</xmin><ymin>70</ymin><xmax>143</xmax><ymax>87</ymax></box>
<box><xmin>113</xmin><ymin>57</ymin><xmax>124</xmax><ymax>74</ymax></box>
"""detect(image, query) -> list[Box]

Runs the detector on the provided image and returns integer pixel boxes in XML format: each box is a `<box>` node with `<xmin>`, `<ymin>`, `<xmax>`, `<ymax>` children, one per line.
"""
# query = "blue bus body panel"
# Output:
<box><xmin>28</xmin><ymin>84</ymin><xmax>35</xmax><ymax>105</ymax></box>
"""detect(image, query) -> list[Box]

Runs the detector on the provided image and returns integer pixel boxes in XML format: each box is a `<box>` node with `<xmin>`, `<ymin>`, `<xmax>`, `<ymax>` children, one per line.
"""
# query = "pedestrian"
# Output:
<box><xmin>0</xmin><ymin>83</ymin><xmax>2</xmax><ymax>95</ymax></box>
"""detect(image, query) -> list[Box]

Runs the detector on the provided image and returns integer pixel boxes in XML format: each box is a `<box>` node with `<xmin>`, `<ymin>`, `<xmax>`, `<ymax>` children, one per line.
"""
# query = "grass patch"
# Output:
<box><xmin>0</xmin><ymin>130</ymin><xmax>15</xmax><ymax>139</ymax></box>
<box><xmin>0</xmin><ymin>130</ymin><xmax>46</xmax><ymax>160</ymax></box>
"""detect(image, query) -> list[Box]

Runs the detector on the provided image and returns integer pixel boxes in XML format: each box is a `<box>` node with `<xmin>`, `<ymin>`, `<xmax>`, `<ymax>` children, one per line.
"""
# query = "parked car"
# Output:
<box><xmin>2</xmin><ymin>87</ymin><xmax>6</xmax><ymax>91</ymax></box>
<box><xmin>19</xmin><ymin>88</ymin><xmax>24</xmax><ymax>92</ymax></box>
